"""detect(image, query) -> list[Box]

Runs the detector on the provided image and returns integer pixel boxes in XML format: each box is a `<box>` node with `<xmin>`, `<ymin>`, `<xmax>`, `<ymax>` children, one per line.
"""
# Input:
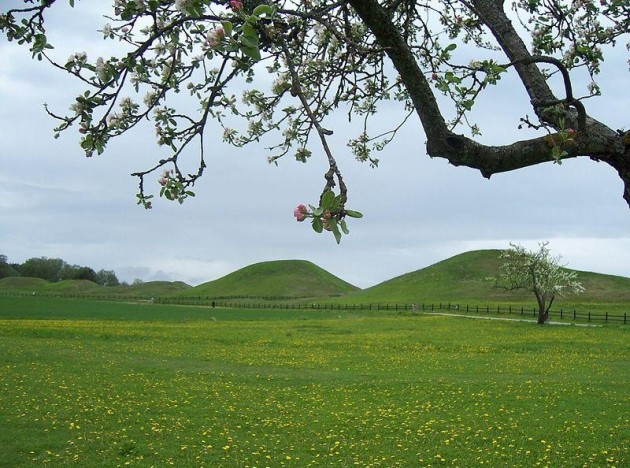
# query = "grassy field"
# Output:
<box><xmin>0</xmin><ymin>297</ymin><xmax>628</xmax><ymax>467</ymax></box>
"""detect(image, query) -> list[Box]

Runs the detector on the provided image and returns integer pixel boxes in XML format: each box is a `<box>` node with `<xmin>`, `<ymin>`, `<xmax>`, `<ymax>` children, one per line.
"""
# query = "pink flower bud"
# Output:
<box><xmin>293</xmin><ymin>204</ymin><xmax>307</xmax><ymax>222</ymax></box>
<box><xmin>230</xmin><ymin>0</ymin><xmax>243</xmax><ymax>10</ymax></box>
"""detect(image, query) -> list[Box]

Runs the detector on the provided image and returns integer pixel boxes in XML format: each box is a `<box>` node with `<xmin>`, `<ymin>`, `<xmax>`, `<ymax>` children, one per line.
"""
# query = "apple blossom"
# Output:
<box><xmin>293</xmin><ymin>204</ymin><xmax>308</xmax><ymax>222</ymax></box>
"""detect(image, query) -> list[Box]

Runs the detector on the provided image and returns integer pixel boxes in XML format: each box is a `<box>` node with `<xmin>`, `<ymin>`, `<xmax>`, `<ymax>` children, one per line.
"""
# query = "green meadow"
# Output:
<box><xmin>0</xmin><ymin>297</ymin><xmax>628</xmax><ymax>467</ymax></box>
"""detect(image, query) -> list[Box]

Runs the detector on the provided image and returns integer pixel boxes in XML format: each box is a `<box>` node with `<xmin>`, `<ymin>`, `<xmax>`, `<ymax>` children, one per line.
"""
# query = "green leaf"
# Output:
<box><xmin>187</xmin><ymin>1</ymin><xmax>204</xmax><ymax>17</ymax></box>
<box><xmin>333</xmin><ymin>230</ymin><xmax>342</xmax><ymax>244</ymax></box>
<box><xmin>327</xmin><ymin>219</ymin><xmax>342</xmax><ymax>244</ymax></box>
<box><xmin>340</xmin><ymin>219</ymin><xmax>349</xmax><ymax>235</ymax></box>
<box><xmin>240</xmin><ymin>34</ymin><xmax>259</xmax><ymax>49</ymax></box>
<box><xmin>330</xmin><ymin>194</ymin><xmax>342</xmax><ymax>211</ymax></box>
<box><xmin>445</xmin><ymin>72</ymin><xmax>462</xmax><ymax>84</ymax></box>
<box><xmin>436</xmin><ymin>82</ymin><xmax>449</xmax><ymax>93</ymax></box>
<box><xmin>321</xmin><ymin>190</ymin><xmax>335</xmax><ymax>209</ymax></box>
<box><xmin>222</xmin><ymin>21</ymin><xmax>233</xmax><ymax>36</ymax></box>
<box><xmin>242</xmin><ymin>22</ymin><xmax>258</xmax><ymax>40</ymax></box>
<box><xmin>345</xmin><ymin>209</ymin><xmax>363</xmax><ymax>218</ymax></box>
<box><xmin>462</xmin><ymin>99</ymin><xmax>475</xmax><ymax>111</ymax></box>
<box><xmin>240</xmin><ymin>45</ymin><xmax>261</xmax><ymax>61</ymax></box>
<box><xmin>312</xmin><ymin>217</ymin><xmax>323</xmax><ymax>233</ymax></box>
<box><xmin>445</xmin><ymin>43</ymin><xmax>457</xmax><ymax>52</ymax></box>
<box><xmin>313</xmin><ymin>207</ymin><xmax>324</xmax><ymax>217</ymax></box>
<box><xmin>252</xmin><ymin>4</ymin><xmax>274</xmax><ymax>17</ymax></box>
<box><xmin>120</xmin><ymin>5</ymin><xmax>134</xmax><ymax>21</ymax></box>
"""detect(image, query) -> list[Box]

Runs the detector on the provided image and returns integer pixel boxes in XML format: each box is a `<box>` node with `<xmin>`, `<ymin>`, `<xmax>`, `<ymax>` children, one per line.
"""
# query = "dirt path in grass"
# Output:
<box><xmin>423</xmin><ymin>312</ymin><xmax>603</xmax><ymax>327</ymax></box>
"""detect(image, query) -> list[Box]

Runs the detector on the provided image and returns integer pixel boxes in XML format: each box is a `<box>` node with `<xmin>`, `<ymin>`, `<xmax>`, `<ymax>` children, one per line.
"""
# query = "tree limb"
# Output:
<box><xmin>349</xmin><ymin>0</ymin><xmax>629</xmax><ymax>207</ymax></box>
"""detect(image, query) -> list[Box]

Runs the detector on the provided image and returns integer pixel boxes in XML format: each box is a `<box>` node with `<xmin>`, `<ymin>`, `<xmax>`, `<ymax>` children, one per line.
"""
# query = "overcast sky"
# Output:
<box><xmin>1</xmin><ymin>3</ymin><xmax>629</xmax><ymax>288</ymax></box>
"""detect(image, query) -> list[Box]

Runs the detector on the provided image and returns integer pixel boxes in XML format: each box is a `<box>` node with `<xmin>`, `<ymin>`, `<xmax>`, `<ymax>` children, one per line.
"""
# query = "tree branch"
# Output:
<box><xmin>347</xmin><ymin>0</ymin><xmax>450</xmax><ymax>145</ymax></box>
<box><xmin>349</xmin><ymin>0</ymin><xmax>629</xmax><ymax>207</ymax></box>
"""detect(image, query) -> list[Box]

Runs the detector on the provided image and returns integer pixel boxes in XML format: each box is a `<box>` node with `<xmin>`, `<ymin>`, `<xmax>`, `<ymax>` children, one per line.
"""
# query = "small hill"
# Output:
<box><xmin>0</xmin><ymin>277</ymin><xmax>190</xmax><ymax>297</ymax></box>
<box><xmin>180</xmin><ymin>260</ymin><xmax>359</xmax><ymax>299</ymax></box>
<box><xmin>42</xmin><ymin>279</ymin><xmax>103</xmax><ymax>294</ymax></box>
<box><xmin>341</xmin><ymin>250</ymin><xmax>630</xmax><ymax>305</ymax></box>
<box><xmin>572</xmin><ymin>270</ymin><xmax>630</xmax><ymax>302</ymax></box>
<box><xmin>0</xmin><ymin>277</ymin><xmax>103</xmax><ymax>295</ymax></box>
<box><xmin>0</xmin><ymin>276</ymin><xmax>103</xmax><ymax>294</ymax></box>
<box><xmin>0</xmin><ymin>277</ymin><xmax>49</xmax><ymax>292</ymax></box>
<box><xmin>107</xmin><ymin>281</ymin><xmax>192</xmax><ymax>297</ymax></box>
<box><xmin>344</xmin><ymin>250</ymin><xmax>512</xmax><ymax>304</ymax></box>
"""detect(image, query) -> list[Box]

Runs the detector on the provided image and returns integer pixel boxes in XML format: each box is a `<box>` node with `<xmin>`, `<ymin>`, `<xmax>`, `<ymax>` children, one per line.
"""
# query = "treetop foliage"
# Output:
<box><xmin>1</xmin><ymin>0</ymin><xmax>628</xmax><ymax>242</ymax></box>
<box><xmin>0</xmin><ymin>254</ymin><xmax>120</xmax><ymax>285</ymax></box>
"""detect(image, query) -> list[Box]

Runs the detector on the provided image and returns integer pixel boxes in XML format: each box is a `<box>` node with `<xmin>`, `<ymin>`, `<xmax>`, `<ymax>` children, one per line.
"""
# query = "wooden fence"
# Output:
<box><xmin>1</xmin><ymin>291</ymin><xmax>627</xmax><ymax>324</ymax></box>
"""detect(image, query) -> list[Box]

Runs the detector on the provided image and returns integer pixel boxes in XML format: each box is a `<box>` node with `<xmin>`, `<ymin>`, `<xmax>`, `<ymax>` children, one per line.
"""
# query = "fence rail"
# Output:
<box><xmin>1</xmin><ymin>291</ymin><xmax>627</xmax><ymax>324</ymax></box>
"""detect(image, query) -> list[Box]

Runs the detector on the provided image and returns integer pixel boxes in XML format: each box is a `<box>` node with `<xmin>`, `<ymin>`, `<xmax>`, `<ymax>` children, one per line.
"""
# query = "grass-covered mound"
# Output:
<box><xmin>107</xmin><ymin>281</ymin><xmax>192</xmax><ymax>297</ymax></box>
<box><xmin>0</xmin><ymin>277</ymin><xmax>191</xmax><ymax>298</ymax></box>
<box><xmin>180</xmin><ymin>260</ymin><xmax>359</xmax><ymax>299</ymax></box>
<box><xmin>0</xmin><ymin>278</ymin><xmax>103</xmax><ymax>295</ymax></box>
<box><xmin>0</xmin><ymin>277</ymin><xmax>50</xmax><ymax>291</ymax></box>
<box><xmin>45</xmin><ymin>279</ymin><xmax>103</xmax><ymax>294</ymax></box>
<box><xmin>339</xmin><ymin>250</ymin><xmax>630</xmax><ymax>307</ymax></box>
<box><xmin>573</xmin><ymin>269</ymin><xmax>630</xmax><ymax>302</ymax></box>
<box><xmin>2</xmin><ymin>251</ymin><xmax>628</xmax><ymax>308</ymax></box>
<box><xmin>337</xmin><ymin>250</ymin><xmax>517</xmax><ymax>304</ymax></box>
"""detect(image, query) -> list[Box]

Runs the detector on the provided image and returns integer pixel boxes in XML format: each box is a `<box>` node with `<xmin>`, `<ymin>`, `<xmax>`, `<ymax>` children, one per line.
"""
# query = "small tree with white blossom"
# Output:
<box><xmin>490</xmin><ymin>242</ymin><xmax>584</xmax><ymax>324</ymax></box>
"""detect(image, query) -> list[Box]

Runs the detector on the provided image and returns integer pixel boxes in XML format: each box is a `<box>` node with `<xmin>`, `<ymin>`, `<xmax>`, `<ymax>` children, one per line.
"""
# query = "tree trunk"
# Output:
<box><xmin>537</xmin><ymin>310</ymin><xmax>549</xmax><ymax>325</ymax></box>
<box><xmin>535</xmin><ymin>293</ymin><xmax>547</xmax><ymax>325</ymax></box>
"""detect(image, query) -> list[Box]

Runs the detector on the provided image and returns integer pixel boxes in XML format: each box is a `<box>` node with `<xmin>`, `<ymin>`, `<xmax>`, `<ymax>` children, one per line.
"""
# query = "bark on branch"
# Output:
<box><xmin>348</xmin><ymin>0</ymin><xmax>630</xmax><ymax>208</ymax></box>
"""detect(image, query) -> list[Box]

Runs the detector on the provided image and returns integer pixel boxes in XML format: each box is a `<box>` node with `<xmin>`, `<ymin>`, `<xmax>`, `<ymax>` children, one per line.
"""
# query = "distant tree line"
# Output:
<box><xmin>0</xmin><ymin>255</ymin><xmax>120</xmax><ymax>286</ymax></box>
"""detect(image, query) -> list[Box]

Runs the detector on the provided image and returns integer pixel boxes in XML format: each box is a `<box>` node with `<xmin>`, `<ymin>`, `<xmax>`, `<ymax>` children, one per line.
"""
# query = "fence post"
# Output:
<box><xmin>605</xmin><ymin>312</ymin><xmax>608</xmax><ymax>323</ymax></box>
